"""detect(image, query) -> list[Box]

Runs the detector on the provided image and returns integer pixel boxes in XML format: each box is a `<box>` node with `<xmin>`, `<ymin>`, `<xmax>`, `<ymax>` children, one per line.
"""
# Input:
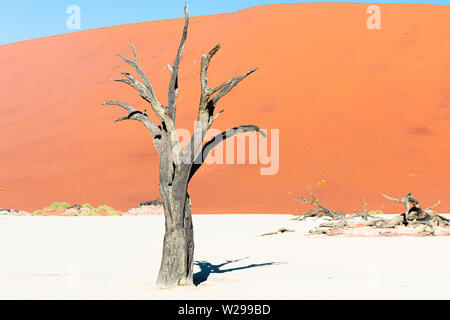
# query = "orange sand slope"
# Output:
<box><xmin>1</xmin><ymin>3</ymin><xmax>450</xmax><ymax>214</ymax></box>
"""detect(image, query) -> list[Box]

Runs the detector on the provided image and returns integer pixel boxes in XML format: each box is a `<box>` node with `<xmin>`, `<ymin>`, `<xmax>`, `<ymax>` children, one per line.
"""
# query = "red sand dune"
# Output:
<box><xmin>1</xmin><ymin>3</ymin><xmax>450</xmax><ymax>214</ymax></box>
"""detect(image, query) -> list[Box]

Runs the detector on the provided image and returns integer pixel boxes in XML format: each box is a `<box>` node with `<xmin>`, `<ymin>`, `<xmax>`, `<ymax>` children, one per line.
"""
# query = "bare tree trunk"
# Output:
<box><xmin>156</xmin><ymin>176</ymin><xmax>194</xmax><ymax>287</ymax></box>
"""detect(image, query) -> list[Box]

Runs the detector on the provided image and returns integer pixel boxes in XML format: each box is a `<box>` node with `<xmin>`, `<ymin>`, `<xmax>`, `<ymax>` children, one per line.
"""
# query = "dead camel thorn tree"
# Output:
<box><xmin>294</xmin><ymin>186</ymin><xmax>450</xmax><ymax>236</ymax></box>
<box><xmin>102</xmin><ymin>4</ymin><xmax>265</xmax><ymax>287</ymax></box>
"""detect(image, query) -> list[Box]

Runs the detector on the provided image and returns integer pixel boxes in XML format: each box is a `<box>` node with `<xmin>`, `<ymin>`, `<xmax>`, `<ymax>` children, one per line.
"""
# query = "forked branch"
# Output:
<box><xmin>184</xmin><ymin>43</ymin><xmax>259</xmax><ymax>164</ymax></box>
<box><xmin>292</xmin><ymin>185</ymin><xmax>346</xmax><ymax>220</ymax></box>
<box><xmin>115</xmin><ymin>44</ymin><xmax>165</xmax><ymax>121</ymax></box>
<box><xmin>211</xmin><ymin>68</ymin><xmax>258</xmax><ymax>106</ymax></box>
<box><xmin>108</xmin><ymin>43</ymin><xmax>184</xmax><ymax>162</ymax></box>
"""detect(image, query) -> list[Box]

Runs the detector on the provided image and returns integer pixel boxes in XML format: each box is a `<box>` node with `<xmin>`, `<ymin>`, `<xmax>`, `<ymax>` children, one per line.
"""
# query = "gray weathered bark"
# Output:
<box><xmin>102</xmin><ymin>4</ymin><xmax>264</xmax><ymax>287</ymax></box>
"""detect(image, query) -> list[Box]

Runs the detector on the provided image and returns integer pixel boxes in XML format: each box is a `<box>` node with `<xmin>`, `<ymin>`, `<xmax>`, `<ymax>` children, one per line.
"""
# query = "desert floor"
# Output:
<box><xmin>0</xmin><ymin>214</ymin><xmax>449</xmax><ymax>299</ymax></box>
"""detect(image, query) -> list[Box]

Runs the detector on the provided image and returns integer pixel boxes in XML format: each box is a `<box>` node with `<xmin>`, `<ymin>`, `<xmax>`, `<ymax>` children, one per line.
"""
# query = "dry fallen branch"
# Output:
<box><xmin>294</xmin><ymin>187</ymin><xmax>449</xmax><ymax>236</ymax></box>
<box><xmin>292</xmin><ymin>185</ymin><xmax>346</xmax><ymax>220</ymax></box>
<box><xmin>260</xmin><ymin>228</ymin><xmax>294</xmax><ymax>237</ymax></box>
<box><xmin>351</xmin><ymin>199</ymin><xmax>377</xmax><ymax>221</ymax></box>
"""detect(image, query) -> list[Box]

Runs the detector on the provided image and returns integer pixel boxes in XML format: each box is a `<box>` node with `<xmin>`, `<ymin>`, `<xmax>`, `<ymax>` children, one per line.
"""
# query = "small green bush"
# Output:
<box><xmin>97</xmin><ymin>205</ymin><xmax>121</xmax><ymax>216</ymax></box>
<box><xmin>87</xmin><ymin>210</ymin><xmax>100</xmax><ymax>216</ymax></box>
<box><xmin>32</xmin><ymin>210</ymin><xmax>42</xmax><ymax>216</ymax></box>
<box><xmin>108</xmin><ymin>211</ymin><xmax>122</xmax><ymax>216</ymax></box>
<box><xmin>80</xmin><ymin>209</ymin><xmax>100</xmax><ymax>216</ymax></box>
<box><xmin>47</xmin><ymin>202</ymin><xmax>70</xmax><ymax>210</ymax></box>
<box><xmin>97</xmin><ymin>205</ymin><xmax>114</xmax><ymax>212</ymax></box>
<box><xmin>82</xmin><ymin>203</ymin><xmax>95</xmax><ymax>210</ymax></box>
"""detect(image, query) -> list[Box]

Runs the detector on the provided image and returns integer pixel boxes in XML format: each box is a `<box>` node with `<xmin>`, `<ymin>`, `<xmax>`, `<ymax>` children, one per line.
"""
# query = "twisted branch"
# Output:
<box><xmin>116</xmin><ymin>44</ymin><xmax>165</xmax><ymax>121</ymax></box>
<box><xmin>182</xmin><ymin>41</ymin><xmax>260</xmax><ymax>166</ymax></box>
<box><xmin>102</xmin><ymin>101</ymin><xmax>162</xmax><ymax>151</ymax></box>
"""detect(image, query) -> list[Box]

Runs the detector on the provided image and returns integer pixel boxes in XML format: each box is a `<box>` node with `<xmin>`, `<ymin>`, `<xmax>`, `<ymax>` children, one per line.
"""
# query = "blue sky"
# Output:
<box><xmin>0</xmin><ymin>0</ymin><xmax>448</xmax><ymax>45</ymax></box>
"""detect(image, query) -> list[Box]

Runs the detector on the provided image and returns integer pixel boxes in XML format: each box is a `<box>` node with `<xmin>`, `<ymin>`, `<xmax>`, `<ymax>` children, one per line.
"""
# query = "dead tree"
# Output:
<box><xmin>379</xmin><ymin>193</ymin><xmax>449</xmax><ymax>233</ymax></box>
<box><xmin>102</xmin><ymin>5</ymin><xmax>265</xmax><ymax>287</ymax></box>
<box><xmin>295</xmin><ymin>186</ymin><xmax>450</xmax><ymax>236</ymax></box>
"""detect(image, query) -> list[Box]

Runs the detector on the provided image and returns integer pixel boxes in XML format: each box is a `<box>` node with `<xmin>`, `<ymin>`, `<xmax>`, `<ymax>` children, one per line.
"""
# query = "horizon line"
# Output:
<box><xmin>1</xmin><ymin>1</ymin><xmax>449</xmax><ymax>46</ymax></box>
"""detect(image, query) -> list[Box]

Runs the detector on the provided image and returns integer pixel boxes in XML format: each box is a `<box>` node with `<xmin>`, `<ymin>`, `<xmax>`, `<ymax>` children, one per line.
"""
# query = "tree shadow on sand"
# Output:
<box><xmin>193</xmin><ymin>257</ymin><xmax>282</xmax><ymax>286</ymax></box>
